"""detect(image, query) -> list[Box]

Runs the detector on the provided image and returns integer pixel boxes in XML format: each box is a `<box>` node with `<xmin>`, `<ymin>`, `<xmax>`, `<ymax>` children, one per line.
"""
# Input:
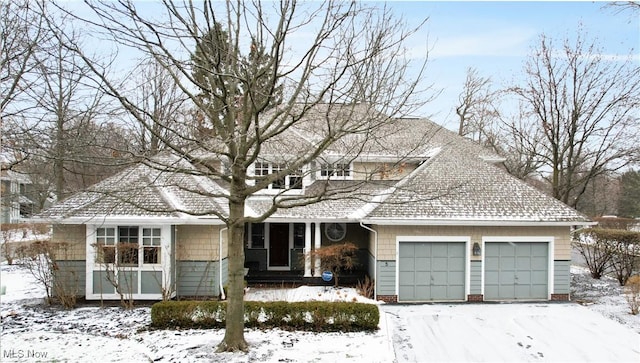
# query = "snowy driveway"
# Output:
<box><xmin>381</xmin><ymin>303</ymin><xmax>640</xmax><ymax>362</ymax></box>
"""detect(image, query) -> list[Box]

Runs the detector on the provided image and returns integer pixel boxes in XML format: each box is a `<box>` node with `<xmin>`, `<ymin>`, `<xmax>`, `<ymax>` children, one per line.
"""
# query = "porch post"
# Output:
<box><xmin>304</xmin><ymin>222</ymin><xmax>312</xmax><ymax>277</ymax></box>
<box><xmin>314</xmin><ymin>222</ymin><xmax>322</xmax><ymax>277</ymax></box>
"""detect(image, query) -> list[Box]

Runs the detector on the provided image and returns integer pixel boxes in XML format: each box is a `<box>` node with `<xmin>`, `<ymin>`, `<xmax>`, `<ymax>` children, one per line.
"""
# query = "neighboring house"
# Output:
<box><xmin>1</xmin><ymin>169</ymin><xmax>36</xmax><ymax>224</ymax></box>
<box><xmin>36</xmin><ymin>109</ymin><xmax>592</xmax><ymax>302</ymax></box>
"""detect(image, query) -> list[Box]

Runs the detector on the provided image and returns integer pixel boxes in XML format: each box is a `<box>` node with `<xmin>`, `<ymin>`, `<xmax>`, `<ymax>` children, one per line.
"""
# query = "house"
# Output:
<box><xmin>1</xmin><ymin>168</ymin><xmax>36</xmax><ymax>224</ymax></box>
<box><xmin>35</xmin><ymin>109</ymin><xmax>592</xmax><ymax>302</ymax></box>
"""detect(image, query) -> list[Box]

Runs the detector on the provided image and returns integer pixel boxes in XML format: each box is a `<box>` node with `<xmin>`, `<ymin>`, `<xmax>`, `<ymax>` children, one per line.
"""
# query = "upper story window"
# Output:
<box><xmin>319</xmin><ymin>163</ymin><xmax>351</xmax><ymax>179</ymax></box>
<box><xmin>254</xmin><ymin>162</ymin><xmax>304</xmax><ymax>190</ymax></box>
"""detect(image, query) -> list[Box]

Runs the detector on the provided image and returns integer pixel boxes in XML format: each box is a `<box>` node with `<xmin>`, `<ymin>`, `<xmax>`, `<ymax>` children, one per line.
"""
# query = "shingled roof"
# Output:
<box><xmin>37</xmin><ymin>110</ymin><xmax>590</xmax><ymax>226</ymax></box>
<box><xmin>37</xmin><ymin>153</ymin><xmax>228</xmax><ymax>223</ymax></box>
<box><xmin>363</xmin><ymin>148</ymin><xmax>591</xmax><ymax>224</ymax></box>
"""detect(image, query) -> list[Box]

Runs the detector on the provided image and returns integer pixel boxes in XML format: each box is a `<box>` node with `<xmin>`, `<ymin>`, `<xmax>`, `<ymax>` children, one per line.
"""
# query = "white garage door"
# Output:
<box><xmin>398</xmin><ymin>242</ymin><xmax>466</xmax><ymax>301</ymax></box>
<box><xmin>484</xmin><ymin>242</ymin><xmax>548</xmax><ymax>300</ymax></box>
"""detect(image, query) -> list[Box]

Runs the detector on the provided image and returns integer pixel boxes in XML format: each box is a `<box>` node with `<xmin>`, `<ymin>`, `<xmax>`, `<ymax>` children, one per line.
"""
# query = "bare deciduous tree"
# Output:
<box><xmin>455</xmin><ymin>67</ymin><xmax>499</xmax><ymax>144</ymax></box>
<box><xmin>510</xmin><ymin>33</ymin><xmax>640</xmax><ymax>208</ymax></box>
<box><xmin>49</xmin><ymin>0</ymin><xmax>434</xmax><ymax>352</ymax></box>
<box><xmin>128</xmin><ymin>57</ymin><xmax>190</xmax><ymax>155</ymax></box>
<box><xmin>1</xmin><ymin>0</ymin><xmax>50</xmax><ymax>171</ymax></box>
<box><xmin>0</xmin><ymin>0</ymin><xmax>47</xmax><ymax>121</ymax></box>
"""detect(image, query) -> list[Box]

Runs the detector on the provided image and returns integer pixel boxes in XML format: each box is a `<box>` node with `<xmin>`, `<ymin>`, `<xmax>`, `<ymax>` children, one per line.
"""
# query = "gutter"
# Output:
<box><xmin>359</xmin><ymin>219</ymin><xmax>597</xmax><ymax>227</ymax></box>
<box><xmin>359</xmin><ymin>222</ymin><xmax>378</xmax><ymax>301</ymax></box>
<box><xmin>219</xmin><ymin>226</ymin><xmax>227</xmax><ymax>300</ymax></box>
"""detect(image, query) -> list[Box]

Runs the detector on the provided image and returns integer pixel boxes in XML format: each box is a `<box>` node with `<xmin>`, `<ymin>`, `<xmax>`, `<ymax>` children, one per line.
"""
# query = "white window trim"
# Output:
<box><xmin>86</xmin><ymin>224</ymin><xmax>172</xmax><ymax>300</ymax></box>
<box><xmin>317</xmin><ymin>162</ymin><xmax>353</xmax><ymax>180</ymax></box>
<box><xmin>250</xmin><ymin>162</ymin><xmax>308</xmax><ymax>194</ymax></box>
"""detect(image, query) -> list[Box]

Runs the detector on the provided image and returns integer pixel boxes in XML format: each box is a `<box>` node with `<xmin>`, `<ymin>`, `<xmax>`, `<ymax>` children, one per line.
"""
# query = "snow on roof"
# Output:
<box><xmin>365</xmin><ymin>147</ymin><xmax>590</xmax><ymax>224</ymax></box>
<box><xmin>37</xmin><ymin>153</ymin><xmax>228</xmax><ymax>221</ymax></box>
<box><xmin>38</xmin><ymin>105</ymin><xmax>588</xmax><ymax>225</ymax></box>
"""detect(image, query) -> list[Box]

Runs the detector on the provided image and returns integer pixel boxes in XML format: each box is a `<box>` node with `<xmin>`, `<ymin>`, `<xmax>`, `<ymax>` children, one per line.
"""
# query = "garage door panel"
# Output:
<box><xmin>414</xmin><ymin>286</ymin><xmax>430</xmax><ymax>299</ymax></box>
<box><xmin>500</xmin><ymin>273</ymin><xmax>516</xmax><ymax>284</ymax></box>
<box><xmin>431</xmin><ymin>243</ymin><xmax>448</xmax><ymax>256</ymax></box>
<box><xmin>531</xmin><ymin>257</ymin><xmax>547</xmax><ymax>269</ymax></box>
<box><xmin>399</xmin><ymin>244</ymin><xmax>415</xmax><ymax>257</ymax></box>
<box><xmin>430</xmin><ymin>286</ymin><xmax>446</xmax><ymax>297</ymax></box>
<box><xmin>414</xmin><ymin>243</ymin><xmax>430</xmax><ymax>255</ymax></box>
<box><xmin>531</xmin><ymin>270</ymin><xmax>547</xmax><ymax>281</ymax></box>
<box><xmin>499</xmin><ymin>243</ymin><xmax>515</xmax><ymax>255</ymax></box>
<box><xmin>431</xmin><ymin>271</ymin><xmax>447</xmax><ymax>283</ymax></box>
<box><xmin>530</xmin><ymin>285</ymin><xmax>547</xmax><ymax>297</ymax></box>
<box><xmin>448</xmin><ymin>285</ymin><xmax>465</xmax><ymax>296</ymax></box>
<box><xmin>399</xmin><ymin>257</ymin><xmax>415</xmax><ymax>271</ymax></box>
<box><xmin>415</xmin><ymin>257</ymin><xmax>430</xmax><ymax>270</ymax></box>
<box><xmin>431</xmin><ymin>258</ymin><xmax>449</xmax><ymax>270</ymax></box>
<box><xmin>398</xmin><ymin>241</ymin><xmax>466</xmax><ymax>301</ymax></box>
<box><xmin>516</xmin><ymin>245</ymin><xmax>531</xmax><ymax>257</ymax></box>
<box><xmin>502</xmin><ymin>257</ymin><xmax>516</xmax><ymax>269</ymax></box>
<box><xmin>516</xmin><ymin>257</ymin><xmax>531</xmax><ymax>269</ymax></box>
<box><xmin>399</xmin><ymin>285</ymin><xmax>415</xmax><ymax>299</ymax></box>
<box><xmin>448</xmin><ymin>271</ymin><xmax>464</xmax><ymax>284</ymax></box>
<box><xmin>531</xmin><ymin>243</ymin><xmax>548</xmax><ymax>256</ymax></box>
<box><xmin>415</xmin><ymin>271</ymin><xmax>430</xmax><ymax>282</ymax></box>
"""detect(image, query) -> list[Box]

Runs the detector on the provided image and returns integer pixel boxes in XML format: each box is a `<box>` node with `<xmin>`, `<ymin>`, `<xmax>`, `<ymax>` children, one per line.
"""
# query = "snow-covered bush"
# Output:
<box><xmin>151</xmin><ymin>300</ymin><xmax>379</xmax><ymax>332</ymax></box>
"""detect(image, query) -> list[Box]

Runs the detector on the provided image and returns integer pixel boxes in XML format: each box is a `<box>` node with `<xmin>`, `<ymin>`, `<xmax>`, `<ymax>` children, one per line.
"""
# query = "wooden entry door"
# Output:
<box><xmin>269</xmin><ymin>223</ymin><xmax>290</xmax><ymax>267</ymax></box>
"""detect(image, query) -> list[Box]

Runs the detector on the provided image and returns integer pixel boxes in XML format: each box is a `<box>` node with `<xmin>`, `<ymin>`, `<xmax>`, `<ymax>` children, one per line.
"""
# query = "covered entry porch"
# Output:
<box><xmin>243</xmin><ymin>221</ymin><xmax>371</xmax><ymax>283</ymax></box>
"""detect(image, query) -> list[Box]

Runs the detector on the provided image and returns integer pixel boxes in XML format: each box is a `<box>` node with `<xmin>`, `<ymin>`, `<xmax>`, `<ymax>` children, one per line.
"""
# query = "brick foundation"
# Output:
<box><xmin>377</xmin><ymin>295</ymin><xmax>398</xmax><ymax>303</ymax></box>
<box><xmin>551</xmin><ymin>293</ymin><xmax>570</xmax><ymax>301</ymax></box>
<box><xmin>467</xmin><ymin>294</ymin><xmax>484</xmax><ymax>302</ymax></box>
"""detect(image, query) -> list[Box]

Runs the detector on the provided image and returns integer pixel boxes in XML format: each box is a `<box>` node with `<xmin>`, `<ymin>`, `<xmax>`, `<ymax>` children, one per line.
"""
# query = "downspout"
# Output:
<box><xmin>359</xmin><ymin>222</ymin><xmax>378</xmax><ymax>301</ymax></box>
<box><xmin>219</xmin><ymin>226</ymin><xmax>228</xmax><ymax>300</ymax></box>
<box><xmin>173</xmin><ymin>225</ymin><xmax>178</xmax><ymax>299</ymax></box>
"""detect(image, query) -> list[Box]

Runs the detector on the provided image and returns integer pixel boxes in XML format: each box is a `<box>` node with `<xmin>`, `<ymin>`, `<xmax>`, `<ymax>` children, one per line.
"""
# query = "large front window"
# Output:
<box><xmin>96</xmin><ymin>226</ymin><xmax>161</xmax><ymax>266</ymax></box>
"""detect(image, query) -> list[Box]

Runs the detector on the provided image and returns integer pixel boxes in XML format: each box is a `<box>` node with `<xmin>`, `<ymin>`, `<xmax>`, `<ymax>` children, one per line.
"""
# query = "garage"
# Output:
<box><xmin>398</xmin><ymin>241</ymin><xmax>466</xmax><ymax>301</ymax></box>
<box><xmin>484</xmin><ymin>242</ymin><xmax>549</xmax><ymax>300</ymax></box>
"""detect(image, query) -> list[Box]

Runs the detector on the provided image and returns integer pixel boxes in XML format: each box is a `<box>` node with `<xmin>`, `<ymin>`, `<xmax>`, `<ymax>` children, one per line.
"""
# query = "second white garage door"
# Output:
<box><xmin>398</xmin><ymin>242</ymin><xmax>466</xmax><ymax>301</ymax></box>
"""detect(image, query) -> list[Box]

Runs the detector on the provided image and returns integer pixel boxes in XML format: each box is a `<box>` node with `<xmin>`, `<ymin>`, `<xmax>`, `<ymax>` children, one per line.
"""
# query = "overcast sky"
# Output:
<box><xmin>383</xmin><ymin>1</ymin><xmax>639</xmax><ymax>128</ymax></box>
<box><xmin>62</xmin><ymin>1</ymin><xmax>638</xmax><ymax>131</ymax></box>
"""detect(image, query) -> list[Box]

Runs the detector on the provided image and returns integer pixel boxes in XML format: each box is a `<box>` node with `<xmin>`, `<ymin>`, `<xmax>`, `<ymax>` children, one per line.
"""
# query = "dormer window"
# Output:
<box><xmin>254</xmin><ymin>162</ymin><xmax>304</xmax><ymax>190</ymax></box>
<box><xmin>320</xmin><ymin>163</ymin><xmax>351</xmax><ymax>179</ymax></box>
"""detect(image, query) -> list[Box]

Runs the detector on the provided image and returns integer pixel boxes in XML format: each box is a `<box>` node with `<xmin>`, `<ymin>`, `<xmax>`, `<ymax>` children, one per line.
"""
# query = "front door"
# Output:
<box><xmin>269</xmin><ymin>223</ymin><xmax>290</xmax><ymax>268</ymax></box>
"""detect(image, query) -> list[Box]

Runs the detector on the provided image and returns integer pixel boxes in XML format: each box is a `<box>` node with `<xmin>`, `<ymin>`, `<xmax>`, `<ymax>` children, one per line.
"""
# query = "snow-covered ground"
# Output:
<box><xmin>1</xmin><ymin>261</ymin><xmax>639</xmax><ymax>362</ymax></box>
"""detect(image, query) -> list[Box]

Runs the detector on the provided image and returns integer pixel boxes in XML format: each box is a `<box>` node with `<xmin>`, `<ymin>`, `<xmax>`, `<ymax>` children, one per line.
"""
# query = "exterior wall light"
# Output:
<box><xmin>472</xmin><ymin>242</ymin><xmax>481</xmax><ymax>256</ymax></box>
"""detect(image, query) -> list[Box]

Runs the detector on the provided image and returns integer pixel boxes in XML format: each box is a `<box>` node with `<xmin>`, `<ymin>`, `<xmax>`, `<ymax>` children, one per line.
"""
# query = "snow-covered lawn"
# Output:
<box><xmin>1</xmin><ymin>261</ymin><xmax>639</xmax><ymax>362</ymax></box>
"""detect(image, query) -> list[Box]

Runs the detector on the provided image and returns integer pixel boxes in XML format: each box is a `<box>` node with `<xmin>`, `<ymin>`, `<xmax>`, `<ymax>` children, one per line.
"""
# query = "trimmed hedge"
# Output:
<box><xmin>151</xmin><ymin>300</ymin><xmax>379</xmax><ymax>332</ymax></box>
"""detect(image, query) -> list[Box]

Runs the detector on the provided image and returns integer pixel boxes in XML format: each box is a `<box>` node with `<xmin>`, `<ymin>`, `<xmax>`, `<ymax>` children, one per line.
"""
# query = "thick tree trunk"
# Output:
<box><xmin>217</xmin><ymin>171</ymin><xmax>248</xmax><ymax>352</ymax></box>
